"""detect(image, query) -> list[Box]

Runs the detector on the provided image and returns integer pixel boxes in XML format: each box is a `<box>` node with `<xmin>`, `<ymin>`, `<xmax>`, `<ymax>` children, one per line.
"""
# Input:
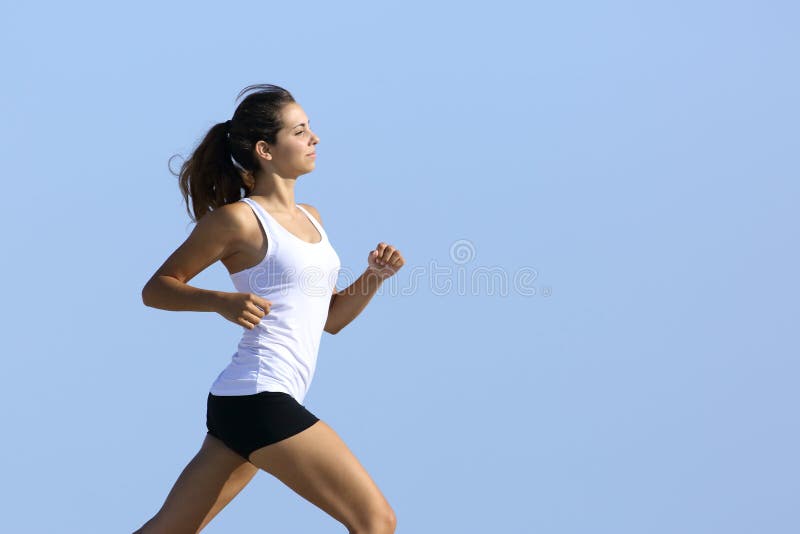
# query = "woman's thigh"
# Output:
<box><xmin>136</xmin><ymin>433</ymin><xmax>258</xmax><ymax>533</ymax></box>
<box><xmin>248</xmin><ymin>419</ymin><xmax>396</xmax><ymax>533</ymax></box>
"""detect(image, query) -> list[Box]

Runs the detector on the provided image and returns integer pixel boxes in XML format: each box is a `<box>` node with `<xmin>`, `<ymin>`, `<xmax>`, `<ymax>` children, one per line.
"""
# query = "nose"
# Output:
<box><xmin>310</xmin><ymin>129</ymin><xmax>319</xmax><ymax>145</ymax></box>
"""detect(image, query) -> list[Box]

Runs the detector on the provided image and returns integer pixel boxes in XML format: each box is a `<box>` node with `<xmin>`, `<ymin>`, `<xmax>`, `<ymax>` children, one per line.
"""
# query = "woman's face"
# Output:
<box><xmin>256</xmin><ymin>102</ymin><xmax>319</xmax><ymax>177</ymax></box>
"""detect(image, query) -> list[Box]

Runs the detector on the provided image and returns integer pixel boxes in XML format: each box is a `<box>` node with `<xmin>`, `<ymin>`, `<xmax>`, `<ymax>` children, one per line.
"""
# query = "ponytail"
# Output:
<box><xmin>173</xmin><ymin>120</ymin><xmax>252</xmax><ymax>223</ymax></box>
<box><xmin>171</xmin><ymin>83</ymin><xmax>295</xmax><ymax>223</ymax></box>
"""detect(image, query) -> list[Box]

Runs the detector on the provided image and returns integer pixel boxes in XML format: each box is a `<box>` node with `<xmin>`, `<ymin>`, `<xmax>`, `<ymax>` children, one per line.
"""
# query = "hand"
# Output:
<box><xmin>216</xmin><ymin>292</ymin><xmax>272</xmax><ymax>330</ymax></box>
<box><xmin>366</xmin><ymin>242</ymin><xmax>405</xmax><ymax>280</ymax></box>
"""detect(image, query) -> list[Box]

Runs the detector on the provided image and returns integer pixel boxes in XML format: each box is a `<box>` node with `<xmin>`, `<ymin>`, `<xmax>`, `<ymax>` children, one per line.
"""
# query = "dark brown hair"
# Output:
<box><xmin>171</xmin><ymin>84</ymin><xmax>296</xmax><ymax>222</ymax></box>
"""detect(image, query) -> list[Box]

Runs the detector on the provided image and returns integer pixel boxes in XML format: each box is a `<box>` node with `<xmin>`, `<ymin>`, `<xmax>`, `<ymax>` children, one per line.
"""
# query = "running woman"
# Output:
<box><xmin>134</xmin><ymin>84</ymin><xmax>403</xmax><ymax>533</ymax></box>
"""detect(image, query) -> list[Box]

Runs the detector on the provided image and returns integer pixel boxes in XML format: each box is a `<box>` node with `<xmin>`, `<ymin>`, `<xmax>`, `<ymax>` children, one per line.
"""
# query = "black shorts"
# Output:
<box><xmin>206</xmin><ymin>390</ymin><xmax>320</xmax><ymax>462</ymax></box>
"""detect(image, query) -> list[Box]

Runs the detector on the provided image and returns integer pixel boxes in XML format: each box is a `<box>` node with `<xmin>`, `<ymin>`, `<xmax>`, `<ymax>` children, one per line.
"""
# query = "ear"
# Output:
<box><xmin>255</xmin><ymin>139</ymin><xmax>272</xmax><ymax>161</ymax></box>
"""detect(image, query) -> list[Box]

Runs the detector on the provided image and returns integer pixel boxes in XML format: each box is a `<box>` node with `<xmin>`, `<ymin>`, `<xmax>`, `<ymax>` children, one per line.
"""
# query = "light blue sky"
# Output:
<box><xmin>1</xmin><ymin>1</ymin><xmax>798</xmax><ymax>532</ymax></box>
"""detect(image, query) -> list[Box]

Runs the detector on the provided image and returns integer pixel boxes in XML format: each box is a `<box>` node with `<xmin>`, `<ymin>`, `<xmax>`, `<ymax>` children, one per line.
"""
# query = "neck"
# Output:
<box><xmin>249</xmin><ymin>171</ymin><xmax>298</xmax><ymax>212</ymax></box>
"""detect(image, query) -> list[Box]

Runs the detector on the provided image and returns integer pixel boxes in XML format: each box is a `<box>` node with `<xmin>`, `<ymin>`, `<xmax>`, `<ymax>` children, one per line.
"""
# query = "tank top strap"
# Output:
<box><xmin>239</xmin><ymin>197</ymin><xmax>277</xmax><ymax>242</ymax></box>
<box><xmin>295</xmin><ymin>204</ymin><xmax>329</xmax><ymax>242</ymax></box>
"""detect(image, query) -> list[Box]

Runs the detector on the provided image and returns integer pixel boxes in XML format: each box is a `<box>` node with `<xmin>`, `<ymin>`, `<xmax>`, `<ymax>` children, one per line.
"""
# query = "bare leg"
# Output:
<box><xmin>133</xmin><ymin>433</ymin><xmax>258</xmax><ymax>533</ymax></box>
<box><xmin>248</xmin><ymin>419</ymin><xmax>396</xmax><ymax>534</ymax></box>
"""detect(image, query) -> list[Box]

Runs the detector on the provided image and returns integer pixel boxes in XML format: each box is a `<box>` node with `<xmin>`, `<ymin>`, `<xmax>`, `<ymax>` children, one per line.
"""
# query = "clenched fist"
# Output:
<box><xmin>367</xmin><ymin>242</ymin><xmax>405</xmax><ymax>280</ymax></box>
<box><xmin>216</xmin><ymin>292</ymin><xmax>272</xmax><ymax>330</ymax></box>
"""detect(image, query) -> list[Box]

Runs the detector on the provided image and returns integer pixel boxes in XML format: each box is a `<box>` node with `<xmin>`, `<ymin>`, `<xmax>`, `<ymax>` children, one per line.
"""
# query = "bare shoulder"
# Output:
<box><xmin>203</xmin><ymin>200</ymin><xmax>263</xmax><ymax>249</ymax></box>
<box><xmin>194</xmin><ymin>199</ymin><xmax>259</xmax><ymax>235</ymax></box>
<box><xmin>298</xmin><ymin>203</ymin><xmax>323</xmax><ymax>227</ymax></box>
<box><xmin>208</xmin><ymin>199</ymin><xmax>252</xmax><ymax>224</ymax></box>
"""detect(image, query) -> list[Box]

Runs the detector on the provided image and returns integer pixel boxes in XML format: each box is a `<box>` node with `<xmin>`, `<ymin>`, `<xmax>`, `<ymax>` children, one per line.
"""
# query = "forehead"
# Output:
<box><xmin>280</xmin><ymin>102</ymin><xmax>308</xmax><ymax>128</ymax></box>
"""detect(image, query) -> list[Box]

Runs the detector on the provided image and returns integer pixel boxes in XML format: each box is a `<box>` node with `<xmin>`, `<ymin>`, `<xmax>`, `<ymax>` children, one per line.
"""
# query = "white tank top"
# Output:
<box><xmin>209</xmin><ymin>197</ymin><xmax>341</xmax><ymax>404</ymax></box>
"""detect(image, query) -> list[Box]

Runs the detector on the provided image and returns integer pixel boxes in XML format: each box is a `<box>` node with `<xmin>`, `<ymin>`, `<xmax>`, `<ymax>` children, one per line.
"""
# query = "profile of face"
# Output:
<box><xmin>255</xmin><ymin>102</ymin><xmax>319</xmax><ymax>178</ymax></box>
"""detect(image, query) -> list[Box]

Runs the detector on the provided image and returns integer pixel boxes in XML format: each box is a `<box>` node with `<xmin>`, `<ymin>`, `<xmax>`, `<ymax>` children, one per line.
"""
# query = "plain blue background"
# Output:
<box><xmin>1</xmin><ymin>1</ymin><xmax>798</xmax><ymax>532</ymax></box>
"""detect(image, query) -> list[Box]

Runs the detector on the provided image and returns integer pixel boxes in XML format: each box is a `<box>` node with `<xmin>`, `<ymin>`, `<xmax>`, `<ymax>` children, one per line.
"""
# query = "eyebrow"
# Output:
<box><xmin>292</xmin><ymin>121</ymin><xmax>310</xmax><ymax>129</ymax></box>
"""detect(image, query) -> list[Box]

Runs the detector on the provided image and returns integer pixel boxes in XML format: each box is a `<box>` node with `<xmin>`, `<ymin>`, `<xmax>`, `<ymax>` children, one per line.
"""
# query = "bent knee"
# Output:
<box><xmin>350</xmin><ymin>506</ymin><xmax>397</xmax><ymax>534</ymax></box>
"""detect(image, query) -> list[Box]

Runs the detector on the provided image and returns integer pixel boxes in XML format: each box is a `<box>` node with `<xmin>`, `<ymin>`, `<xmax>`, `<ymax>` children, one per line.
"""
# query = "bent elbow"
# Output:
<box><xmin>325</xmin><ymin>324</ymin><xmax>340</xmax><ymax>335</ymax></box>
<box><xmin>141</xmin><ymin>286</ymin><xmax>151</xmax><ymax>307</ymax></box>
<box><xmin>141</xmin><ymin>281</ymin><xmax>156</xmax><ymax>307</ymax></box>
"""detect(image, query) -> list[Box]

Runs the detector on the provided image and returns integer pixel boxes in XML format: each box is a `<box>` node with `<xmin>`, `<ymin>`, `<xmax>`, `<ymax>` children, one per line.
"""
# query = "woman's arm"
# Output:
<box><xmin>142</xmin><ymin>206</ymin><xmax>253</xmax><ymax>311</ymax></box>
<box><xmin>324</xmin><ymin>269</ymin><xmax>384</xmax><ymax>334</ymax></box>
<box><xmin>142</xmin><ymin>206</ymin><xmax>244</xmax><ymax>310</ymax></box>
<box><xmin>325</xmin><ymin>242</ymin><xmax>405</xmax><ymax>334</ymax></box>
<box><xmin>142</xmin><ymin>204</ymin><xmax>271</xmax><ymax>329</ymax></box>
